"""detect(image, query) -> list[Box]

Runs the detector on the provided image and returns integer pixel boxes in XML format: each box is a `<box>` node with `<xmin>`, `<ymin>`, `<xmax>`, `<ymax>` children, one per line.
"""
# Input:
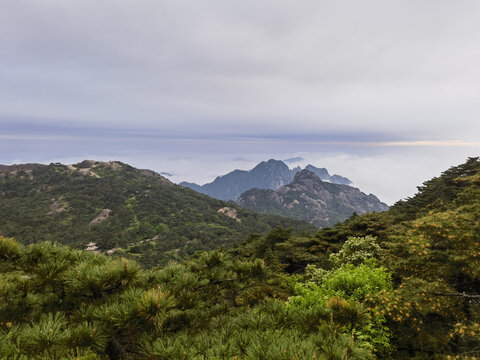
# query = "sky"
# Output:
<box><xmin>1</xmin><ymin>0</ymin><xmax>479</xmax><ymax>204</ymax></box>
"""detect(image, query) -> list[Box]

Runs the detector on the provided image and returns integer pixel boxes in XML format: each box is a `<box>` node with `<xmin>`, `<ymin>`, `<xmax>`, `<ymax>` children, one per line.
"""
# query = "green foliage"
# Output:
<box><xmin>291</xmin><ymin>261</ymin><xmax>392</xmax><ymax>307</ymax></box>
<box><xmin>288</xmin><ymin>238</ymin><xmax>394</xmax><ymax>356</ymax></box>
<box><xmin>0</xmin><ymin>161</ymin><xmax>315</xmax><ymax>268</ymax></box>
<box><xmin>0</xmin><ymin>238</ymin><xmax>374</xmax><ymax>359</ymax></box>
<box><xmin>329</xmin><ymin>235</ymin><xmax>381</xmax><ymax>268</ymax></box>
<box><xmin>390</xmin><ymin>157</ymin><xmax>480</xmax><ymax>221</ymax></box>
<box><xmin>1</xmin><ymin>158</ymin><xmax>480</xmax><ymax>358</ymax></box>
<box><xmin>265</xmin><ymin>158</ymin><xmax>480</xmax><ymax>358</ymax></box>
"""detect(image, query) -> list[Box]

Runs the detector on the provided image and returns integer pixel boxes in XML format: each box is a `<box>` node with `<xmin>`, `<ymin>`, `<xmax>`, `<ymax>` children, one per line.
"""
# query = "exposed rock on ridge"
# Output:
<box><xmin>238</xmin><ymin>169</ymin><xmax>389</xmax><ymax>228</ymax></box>
<box><xmin>90</xmin><ymin>209</ymin><xmax>112</xmax><ymax>225</ymax></box>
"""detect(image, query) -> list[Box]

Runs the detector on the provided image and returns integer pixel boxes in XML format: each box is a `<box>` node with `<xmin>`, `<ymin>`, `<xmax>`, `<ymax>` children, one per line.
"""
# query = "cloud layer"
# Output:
<box><xmin>2</xmin><ymin>0</ymin><xmax>480</xmax><ymax>140</ymax></box>
<box><xmin>1</xmin><ymin>1</ymin><xmax>479</xmax><ymax>204</ymax></box>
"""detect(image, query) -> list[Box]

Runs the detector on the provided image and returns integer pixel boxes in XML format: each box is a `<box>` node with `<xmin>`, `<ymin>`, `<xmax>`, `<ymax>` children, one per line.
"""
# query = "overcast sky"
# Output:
<box><xmin>1</xmin><ymin>0</ymin><xmax>479</xmax><ymax>204</ymax></box>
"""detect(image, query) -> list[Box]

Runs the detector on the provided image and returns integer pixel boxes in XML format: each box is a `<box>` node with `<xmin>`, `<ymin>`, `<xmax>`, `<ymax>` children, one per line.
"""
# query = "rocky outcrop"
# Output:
<box><xmin>138</xmin><ymin>168</ymin><xmax>172</xmax><ymax>185</ymax></box>
<box><xmin>305</xmin><ymin>165</ymin><xmax>351</xmax><ymax>185</ymax></box>
<box><xmin>238</xmin><ymin>170</ymin><xmax>388</xmax><ymax>228</ymax></box>
<box><xmin>217</xmin><ymin>207</ymin><xmax>241</xmax><ymax>222</ymax></box>
<box><xmin>89</xmin><ymin>209</ymin><xmax>112</xmax><ymax>225</ymax></box>
<box><xmin>49</xmin><ymin>198</ymin><xmax>68</xmax><ymax>216</ymax></box>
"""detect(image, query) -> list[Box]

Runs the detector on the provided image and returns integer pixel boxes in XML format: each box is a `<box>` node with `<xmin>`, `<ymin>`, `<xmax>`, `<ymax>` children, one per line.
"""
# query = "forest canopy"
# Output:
<box><xmin>1</xmin><ymin>158</ymin><xmax>480</xmax><ymax>359</ymax></box>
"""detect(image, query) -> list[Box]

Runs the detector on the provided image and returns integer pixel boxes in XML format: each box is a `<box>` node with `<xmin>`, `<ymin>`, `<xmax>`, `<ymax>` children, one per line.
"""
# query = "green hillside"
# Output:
<box><xmin>233</xmin><ymin>157</ymin><xmax>480</xmax><ymax>357</ymax></box>
<box><xmin>0</xmin><ymin>158</ymin><xmax>479</xmax><ymax>359</ymax></box>
<box><xmin>0</xmin><ymin>161</ymin><xmax>315</xmax><ymax>267</ymax></box>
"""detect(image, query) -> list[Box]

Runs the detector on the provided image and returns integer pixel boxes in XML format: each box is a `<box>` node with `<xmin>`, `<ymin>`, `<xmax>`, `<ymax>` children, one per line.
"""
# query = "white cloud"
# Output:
<box><xmin>1</xmin><ymin>0</ymin><xmax>479</xmax><ymax>205</ymax></box>
<box><xmin>1</xmin><ymin>0</ymin><xmax>480</xmax><ymax>140</ymax></box>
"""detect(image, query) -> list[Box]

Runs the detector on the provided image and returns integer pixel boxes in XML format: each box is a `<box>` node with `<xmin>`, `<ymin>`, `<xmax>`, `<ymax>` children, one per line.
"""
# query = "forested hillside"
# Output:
<box><xmin>0</xmin><ymin>237</ymin><xmax>379</xmax><ymax>359</ymax></box>
<box><xmin>233</xmin><ymin>157</ymin><xmax>480</xmax><ymax>358</ymax></box>
<box><xmin>0</xmin><ymin>160</ymin><xmax>315</xmax><ymax>267</ymax></box>
<box><xmin>0</xmin><ymin>158</ymin><xmax>479</xmax><ymax>359</ymax></box>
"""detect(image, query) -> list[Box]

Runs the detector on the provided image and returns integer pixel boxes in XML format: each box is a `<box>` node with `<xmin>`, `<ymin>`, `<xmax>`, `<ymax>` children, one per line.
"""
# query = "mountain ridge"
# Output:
<box><xmin>0</xmin><ymin>160</ymin><xmax>315</xmax><ymax>267</ymax></box>
<box><xmin>238</xmin><ymin>169</ymin><xmax>388</xmax><ymax>227</ymax></box>
<box><xmin>180</xmin><ymin>159</ymin><xmax>351</xmax><ymax>201</ymax></box>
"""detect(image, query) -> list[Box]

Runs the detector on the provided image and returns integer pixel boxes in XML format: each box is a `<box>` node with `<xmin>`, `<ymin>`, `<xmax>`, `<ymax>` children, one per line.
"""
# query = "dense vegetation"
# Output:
<box><xmin>1</xmin><ymin>237</ymin><xmax>383</xmax><ymax>359</ymax></box>
<box><xmin>0</xmin><ymin>161</ymin><xmax>315</xmax><ymax>267</ymax></box>
<box><xmin>1</xmin><ymin>157</ymin><xmax>479</xmax><ymax>358</ymax></box>
<box><xmin>235</xmin><ymin>157</ymin><xmax>480</xmax><ymax>358</ymax></box>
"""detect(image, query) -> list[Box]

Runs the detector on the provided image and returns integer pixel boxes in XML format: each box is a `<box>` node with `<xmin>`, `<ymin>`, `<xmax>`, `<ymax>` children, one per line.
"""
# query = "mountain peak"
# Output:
<box><xmin>253</xmin><ymin>159</ymin><xmax>289</xmax><ymax>170</ymax></box>
<box><xmin>180</xmin><ymin>159</ymin><xmax>352</xmax><ymax>201</ymax></box>
<box><xmin>181</xmin><ymin>159</ymin><xmax>297</xmax><ymax>201</ymax></box>
<box><xmin>305</xmin><ymin>164</ymin><xmax>352</xmax><ymax>185</ymax></box>
<box><xmin>238</xmin><ymin>169</ymin><xmax>388</xmax><ymax>228</ymax></box>
<box><xmin>292</xmin><ymin>169</ymin><xmax>322</xmax><ymax>183</ymax></box>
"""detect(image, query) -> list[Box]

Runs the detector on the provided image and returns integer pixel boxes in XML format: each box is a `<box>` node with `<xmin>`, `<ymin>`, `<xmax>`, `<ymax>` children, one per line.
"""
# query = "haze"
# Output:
<box><xmin>1</xmin><ymin>0</ymin><xmax>479</xmax><ymax>204</ymax></box>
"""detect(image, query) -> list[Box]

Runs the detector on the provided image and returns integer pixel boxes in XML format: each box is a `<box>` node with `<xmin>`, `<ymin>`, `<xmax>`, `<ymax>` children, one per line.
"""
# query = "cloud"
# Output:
<box><xmin>1</xmin><ymin>1</ymin><xmax>479</xmax><ymax>205</ymax></box>
<box><xmin>1</xmin><ymin>0</ymin><xmax>480</xmax><ymax>140</ymax></box>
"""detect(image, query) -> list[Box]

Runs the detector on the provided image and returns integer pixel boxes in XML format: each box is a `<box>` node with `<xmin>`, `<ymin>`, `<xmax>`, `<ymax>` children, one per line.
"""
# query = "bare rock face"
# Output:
<box><xmin>90</xmin><ymin>209</ymin><xmax>112</xmax><ymax>225</ymax></box>
<box><xmin>67</xmin><ymin>164</ymin><xmax>100</xmax><ymax>178</ymax></box>
<box><xmin>217</xmin><ymin>207</ymin><xmax>241</xmax><ymax>222</ymax></box>
<box><xmin>138</xmin><ymin>169</ymin><xmax>173</xmax><ymax>185</ymax></box>
<box><xmin>67</xmin><ymin>160</ymin><xmax>126</xmax><ymax>179</ymax></box>
<box><xmin>238</xmin><ymin>170</ymin><xmax>389</xmax><ymax>228</ymax></box>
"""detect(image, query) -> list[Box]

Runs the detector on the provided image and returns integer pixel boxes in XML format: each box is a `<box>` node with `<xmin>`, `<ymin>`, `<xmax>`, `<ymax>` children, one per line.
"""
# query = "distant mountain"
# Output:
<box><xmin>237</xmin><ymin>169</ymin><xmax>388</xmax><ymax>227</ymax></box>
<box><xmin>305</xmin><ymin>164</ymin><xmax>352</xmax><ymax>185</ymax></box>
<box><xmin>179</xmin><ymin>159</ymin><xmax>351</xmax><ymax>201</ymax></box>
<box><xmin>0</xmin><ymin>160</ymin><xmax>315</xmax><ymax>267</ymax></box>
<box><xmin>180</xmin><ymin>159</ymin><xmax>299</xmax><ymax>201</ymax></box>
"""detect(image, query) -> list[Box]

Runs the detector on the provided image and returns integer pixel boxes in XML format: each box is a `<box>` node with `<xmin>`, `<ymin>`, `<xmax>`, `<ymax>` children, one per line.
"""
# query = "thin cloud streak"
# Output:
<box><xmin>0</xmin><ymin>134</ymin><xmax>94</xmax><ymax>141</ymax></box>
<box><xmin>380</xmin><ymin>140</ymin><xmax>480</xmax><ymax>147</ymax></box>
<box><xmin>1</xmin><ymin>133</ymin><xmax>479</xmax><ymax>149</ymax></box>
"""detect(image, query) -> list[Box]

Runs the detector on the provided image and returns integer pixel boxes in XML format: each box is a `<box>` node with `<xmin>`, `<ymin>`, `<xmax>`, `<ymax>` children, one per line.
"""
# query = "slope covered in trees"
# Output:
<box><xmin>0</xmin><ymin>237</ymin><xmax>381</xmax><ymax>359</ymax></box>
<box><xmin>233</xmin><ymin>157</ymin><xmax>480</xmax><ymax>358</ymax></box>
<box><xmin>0</xmin><ymin>161</ymin><xmax>315</xmax><ymax>267</ymax></box>
<box><xmin>1</xmin><ymin>158</ymin><xmax>479</xmax><ymax>359</ymax></box>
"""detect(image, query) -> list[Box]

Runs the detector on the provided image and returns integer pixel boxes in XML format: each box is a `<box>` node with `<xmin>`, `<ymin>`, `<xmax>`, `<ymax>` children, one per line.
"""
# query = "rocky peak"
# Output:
<box><xmin>73</xmin><ymin>160</ymin><xmax>124</xmax><ymax>171</ymax></box>
<box><xmin>238</xmin><ymin>169</ymin><xmax>388</xmax><ymax>228</ymax></box>
<box><xmin>138</xmin><ymin>168</ymin><xmax>172</xmax><ymax>185</ymax></box>
<box><xmin>304</xmin><ymin>165</ymin><xmax>352</xmax><ymax>185</ymax></box>
<box><xmin>292</xmin><ymin>169</ymin><xmax>321</xmax><ymax>184</ymax></box>
<box><xmin>252</xmin><ymin>159</ymin><xmax>290</xmax><ymax>172</ymax></box>
<box><xmin>180</xmin><ymin>159</ymin><xmax>352</xmax><ymax>201</ymax></box>
<box><xmin>305</xmin><ymin>165</ymin><xmax>329</xmax><ymax>178</ymax></box>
